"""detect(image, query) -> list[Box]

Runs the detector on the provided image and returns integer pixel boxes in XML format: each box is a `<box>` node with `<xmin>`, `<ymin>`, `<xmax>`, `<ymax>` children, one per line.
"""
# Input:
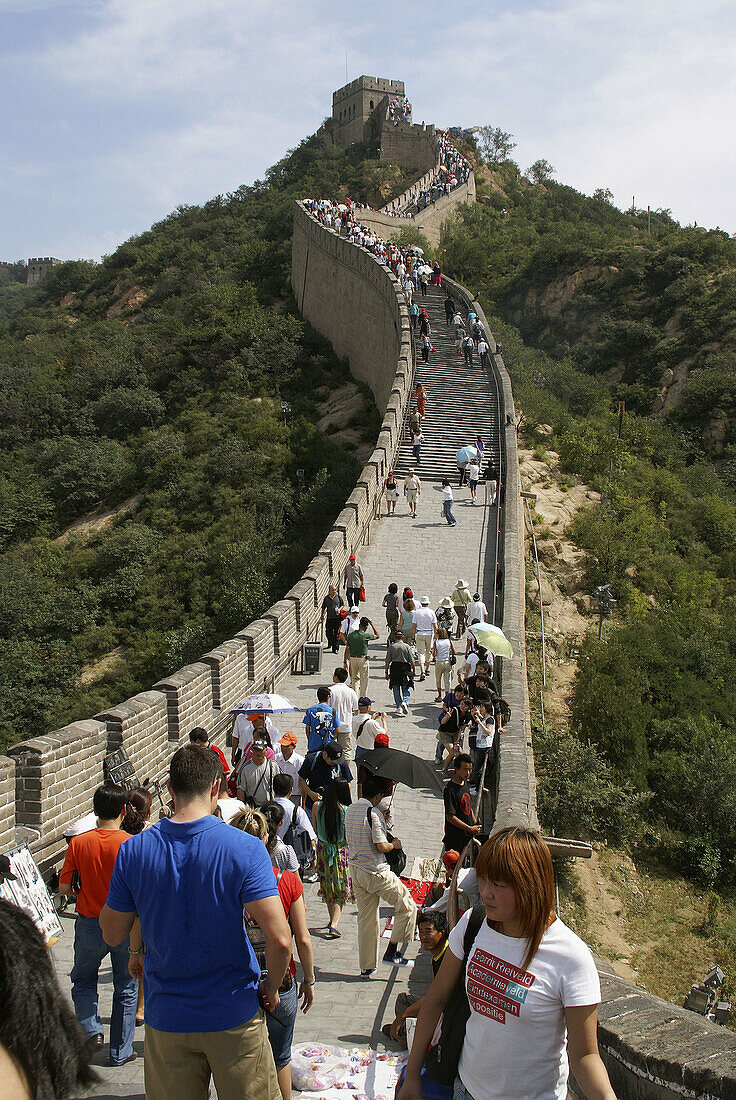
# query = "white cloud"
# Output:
<box><xmin>4</xmin><ymin>0</ymin><xmax>736</xmax><ymax>259</ymax></box>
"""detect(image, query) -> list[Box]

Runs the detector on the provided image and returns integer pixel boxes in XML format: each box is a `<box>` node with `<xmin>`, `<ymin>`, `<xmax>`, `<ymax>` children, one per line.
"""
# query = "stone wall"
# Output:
<box><xmin>292</xmin><ymin>202</ymin><xmax>413</xmax><ymax>410</ymax></box>
<box><xmin>0</xmin><ymin>202</ymin><xmax>415</xmax><ymax>877</ymax></box>
<box><xmin>380</xmin><ymin>120</ymin><xmax>437</xmax><ymax>175</ymax></box>
<box><xmin>356</xmin><ymin>176</ymin><xmax>476</xmax><ymax>250</ymax></box>
<box><xmin>0</xmin><ymin>757</ymin><xmax>15</xmax><ymax>854</ymax></box>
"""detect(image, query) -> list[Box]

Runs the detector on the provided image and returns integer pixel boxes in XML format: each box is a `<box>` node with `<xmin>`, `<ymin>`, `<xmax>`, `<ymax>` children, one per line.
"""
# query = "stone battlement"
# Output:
<box><xmin>26</xmin><ymin>257</ymin><xmax>61</xmax><ymax>286</ymax></box>
<box><xmin>332</xmin><ymin>75</ymin><xmax>404</xmax><ymax>108</ymax></box>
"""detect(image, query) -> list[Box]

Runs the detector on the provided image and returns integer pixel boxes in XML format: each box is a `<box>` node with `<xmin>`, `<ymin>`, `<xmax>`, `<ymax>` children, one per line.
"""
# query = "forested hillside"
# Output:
<box><xmin>441</xmin><ymin>146</ymin><xmax>736</xmax><ymax>906</ymax></box>
<box><xmin>0</xmin><ymin>136</ymin><xmax>411</xmax><ymax>751</ymax></box>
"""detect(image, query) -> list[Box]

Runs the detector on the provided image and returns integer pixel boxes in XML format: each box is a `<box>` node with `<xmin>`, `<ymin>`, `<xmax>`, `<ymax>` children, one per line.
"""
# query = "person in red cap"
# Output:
<box><xmin>343</xmin><ymin>554</ymin><xmax>364</xmax><ymax>609</ymax></box>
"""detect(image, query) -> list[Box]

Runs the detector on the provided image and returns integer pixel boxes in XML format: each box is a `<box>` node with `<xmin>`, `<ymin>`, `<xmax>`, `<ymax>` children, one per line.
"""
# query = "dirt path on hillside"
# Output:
<box><xmin>55</xmin><ymin>494</ymin><xmax>143</xmax><ymax>544</ymax></box>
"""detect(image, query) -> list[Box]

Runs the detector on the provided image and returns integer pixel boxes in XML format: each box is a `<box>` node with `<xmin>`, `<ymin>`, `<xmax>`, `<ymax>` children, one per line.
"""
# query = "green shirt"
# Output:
<box><xmin>346</xmin><ymin>630</ymin><xmax>372</xmax><ymax>657</ymax></box>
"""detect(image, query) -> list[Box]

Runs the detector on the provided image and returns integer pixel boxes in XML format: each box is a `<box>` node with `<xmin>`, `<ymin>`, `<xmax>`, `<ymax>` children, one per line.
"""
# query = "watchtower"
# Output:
<box><xmin>27</xmin><ymin>257</ymin><xmax>61</xmax><ymax>286</ymax></box>
<box><xmin>331</xmin><ymin>75</ymin><xmax>406</xmax><ymax>146</ymax></box>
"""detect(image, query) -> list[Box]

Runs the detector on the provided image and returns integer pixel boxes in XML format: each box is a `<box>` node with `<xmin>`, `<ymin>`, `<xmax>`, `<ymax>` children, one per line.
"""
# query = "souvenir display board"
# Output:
<box><xmin>0</xmin><ymin>845</ymin><xmax>62</xmax><ymax>943</ymax></box>
<box><xmin>103</xmin><ymin>748</ymin><xmax>139</xmax><ymax>791</ymax></box>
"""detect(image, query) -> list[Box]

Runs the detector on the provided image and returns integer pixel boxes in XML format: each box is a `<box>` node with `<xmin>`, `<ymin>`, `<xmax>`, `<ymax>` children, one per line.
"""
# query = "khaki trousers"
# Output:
<box><xmin>415</xmin><ymin>634</ymin><xmax>432</xmax><ymax>672</ymax></box>
<box><xmin>337</xmin><ymin>727</ymin><xmax>354</xmax><ymax>765</ymax></box>
<box><xmin>435</xmin><ymin>660</ymin><xmax>452</xmax><ymax>694</ymax></box>
<box><xmin>350</xmin><ymin>863</ymin><xmax>417</xmax><ymax>971</ymax></box>
<box><xmin>349</xmin><ymin>655</ymin><xmax>369</xmax><ymax>697</ymax></box>
<box><xmin>144</xmin><ymin>1010</ymin><xmax>279</xmax><ymax>1100</ymax></box>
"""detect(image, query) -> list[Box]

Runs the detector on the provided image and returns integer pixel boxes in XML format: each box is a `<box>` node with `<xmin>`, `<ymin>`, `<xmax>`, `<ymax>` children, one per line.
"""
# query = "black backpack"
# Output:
<box><xmin>283</xmin><ymin>803</ymin><xmax>313</xmax><ymax>877</ymax></box>
<box><xmin>424</xmin><ymin>906</ymin><xmax>486</xmax><ymax>1086</ymax></box>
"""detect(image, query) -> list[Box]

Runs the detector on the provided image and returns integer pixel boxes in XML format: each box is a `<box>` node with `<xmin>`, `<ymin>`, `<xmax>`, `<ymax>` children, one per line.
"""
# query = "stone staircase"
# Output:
<box><xmin>393</xmin><ymin>283</ymin><xmax>502</xmax><ymax>485</ymax></box>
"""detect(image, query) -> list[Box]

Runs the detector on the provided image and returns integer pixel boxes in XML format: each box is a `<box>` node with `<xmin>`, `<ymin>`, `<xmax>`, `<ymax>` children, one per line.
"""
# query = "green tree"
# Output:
<box><xmin>527</xmin><ymin>159</ymin><xmax>555</xmax><ymax>184</ymax></box>
<box><xmin>476</xmin><ymin>126</ymin><xmax>516</xmax><ymax>165</ymax></box>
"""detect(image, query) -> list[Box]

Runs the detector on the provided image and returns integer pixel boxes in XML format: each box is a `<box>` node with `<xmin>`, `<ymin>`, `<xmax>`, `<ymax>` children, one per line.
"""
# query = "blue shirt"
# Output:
<box><xmin>302</xmin><ymin>703</ymin><xmax>337</xmax><ymax>752</ymax></box>
<box><xmin>106</xmin><ymin>815</ymin><xmax>277</xmax><ymax>1033</ymax></box>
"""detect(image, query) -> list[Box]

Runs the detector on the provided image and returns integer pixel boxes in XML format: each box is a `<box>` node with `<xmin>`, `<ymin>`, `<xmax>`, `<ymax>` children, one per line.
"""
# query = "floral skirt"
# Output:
<box><xmin>316</xmin><ymin>842</ymin><xmax>354</xmax><ymax>906</ymax></box>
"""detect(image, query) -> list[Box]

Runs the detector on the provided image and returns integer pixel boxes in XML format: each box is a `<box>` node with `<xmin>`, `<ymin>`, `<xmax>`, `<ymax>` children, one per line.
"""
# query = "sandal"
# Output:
<box><xmin>326</xmin><ymin>926</ymin><xmax>342</xmax><ymax>938</ymax></box>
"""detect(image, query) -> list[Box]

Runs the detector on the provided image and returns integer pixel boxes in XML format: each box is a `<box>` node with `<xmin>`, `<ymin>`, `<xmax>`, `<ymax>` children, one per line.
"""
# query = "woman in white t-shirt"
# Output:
<box><xmin>399</xmin><ymin>827</ymin><xmax>616</xmax><ymax>1100</ymax></box>
<box><xmin>432</xmin><ymin>627</ymin><xmax>456</xmax><ymax>701</ymax></box>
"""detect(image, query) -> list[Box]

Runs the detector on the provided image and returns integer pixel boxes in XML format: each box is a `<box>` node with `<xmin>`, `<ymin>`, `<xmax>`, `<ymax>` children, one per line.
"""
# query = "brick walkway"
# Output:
<box><xmin>52</xmin><ymin>397</ymin><xmax>493</xmax><ymax>1099</ymax></box>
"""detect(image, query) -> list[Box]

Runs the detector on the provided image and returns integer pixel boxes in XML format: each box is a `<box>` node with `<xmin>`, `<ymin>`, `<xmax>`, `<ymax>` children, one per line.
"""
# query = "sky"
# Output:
<box><xmin>1</xmin><ymin>0</ymin><xmax>735</xmax><ymax>261</ymax></box>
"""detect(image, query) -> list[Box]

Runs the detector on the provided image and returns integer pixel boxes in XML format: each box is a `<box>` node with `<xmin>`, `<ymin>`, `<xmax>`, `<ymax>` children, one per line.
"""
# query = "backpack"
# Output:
<box><xmin>283</xmin><ymin>803</ymin><xmax>313</xmax><ymax>877</ymax></box>
<box><xmin>424</xmin><ymin>906</ymin><xmax>486</xmax><ymax>1086</ymax></box>
<box><xmin>495</xmin><ymin>695</ymin><xmax>511</xmax><ymax>725</ymax></box>
<box><xmin>310</xmin><ymin>708</ymin><xmax>336</xmax><ymax>750</ymax></box>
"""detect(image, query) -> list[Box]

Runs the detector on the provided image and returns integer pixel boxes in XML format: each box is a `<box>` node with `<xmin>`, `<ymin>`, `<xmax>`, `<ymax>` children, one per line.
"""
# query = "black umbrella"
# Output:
<box><xmin>359</xmin><ymin>746</ymin><xmax>444</xmax><ymax>796</ymax></box>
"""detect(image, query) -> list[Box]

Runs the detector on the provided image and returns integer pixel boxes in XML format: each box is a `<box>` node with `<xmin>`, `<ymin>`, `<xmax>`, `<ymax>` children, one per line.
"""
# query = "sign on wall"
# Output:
<box><xmin>103</xmin><ymin>748</ymin><xmax>139</xmax><ymax>791</ymax></box>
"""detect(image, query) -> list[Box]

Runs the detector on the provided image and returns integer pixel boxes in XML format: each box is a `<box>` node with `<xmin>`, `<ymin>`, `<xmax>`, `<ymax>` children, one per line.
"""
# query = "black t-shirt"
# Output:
<box><xmin>443</xmin><ymin>779</ymin><xmax>474</xmax><ymax>850</ymax></box>
<box><xmin>440</xmin><ymin>706</ymin><xmax>471</xmax><ymax>736</ymax></box>
<box><xmin>322</xmin><ymin>594</ymin><xmax>343</xmax><ymax>621</ymax></box>
<box><xmin>299</xmin><ymin>752</ymin><xmax>353</xmax><ymax>807</ymax></box>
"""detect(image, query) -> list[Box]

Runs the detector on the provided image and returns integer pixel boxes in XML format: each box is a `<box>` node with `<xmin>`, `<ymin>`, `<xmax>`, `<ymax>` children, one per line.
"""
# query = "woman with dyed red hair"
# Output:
<box><xmin>399</xmin><ymin>827</ymin><xmax>616</xmax><ymax>1100</ymax></box>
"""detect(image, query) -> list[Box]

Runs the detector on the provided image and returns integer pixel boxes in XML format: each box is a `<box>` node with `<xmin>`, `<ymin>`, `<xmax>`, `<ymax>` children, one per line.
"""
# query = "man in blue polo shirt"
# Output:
<box><xmin>100</xmin><ymin>744</ymin><xmax>291</xmax><ymax>1100</ymax></box>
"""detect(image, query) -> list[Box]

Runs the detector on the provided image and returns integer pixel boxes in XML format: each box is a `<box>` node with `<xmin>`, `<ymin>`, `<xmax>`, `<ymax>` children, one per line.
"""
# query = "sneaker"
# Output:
<box><xmin>383</xmin><ymin>947</ymin><xmax>414</xmax><ymax>968</ymax></box>
<box><xmin>361</xmin><ymin>968</ymin><xmax>376</xmax><ymax>979</ymax></box>
<box><xmin>419</xmin><ymin>673</ymin><xmax>425</xmax><ymax>681</ymax></box>
<box><xmin>401</xmin><ymin>702</ymin><xmax>409</xmax><ymax>715</ymax></box>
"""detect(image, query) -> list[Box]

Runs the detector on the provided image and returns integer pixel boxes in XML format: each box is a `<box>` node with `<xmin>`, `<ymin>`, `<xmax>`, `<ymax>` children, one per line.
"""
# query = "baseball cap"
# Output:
<box><xmin>421</xmin><ymin>596</ymin><xmax>430</xmax><ymax>606</ymax></box>
<box><xmin>358</xmin><ymin>696</ymin><xmax>372</xmax><ymax>707</ymax></box>
<box><xmin>350</xmin><ymin>606</ymin><xmax>359</xmax><ymax>613</ymax></box>
<box><xmin>324</xmin><ymin>741</ymin><xmax>344</xmax><ymax>761</ymax></box>
<box><xmin>349</xmin><ymin>553</ymin><xmax>356</xmax><ymax>561</ymax></box>
<box><xmin>252</xmin><ymin>737</ymin><xmax>268</xmax><ymax>750</ymax></box>
<box><xmin>279</xmin><ymin>733</ymin><xmax>297</xmax><ymax>747</ymax></box>
<box><xmin>374</xmin><ymin>732</ymin><xmax>389</xmax><ymax>747</ymax></box>
<box><xmin>442</xmin><ymin>850</ymin><xmax>461</xmax><ymax>871</ymax></box>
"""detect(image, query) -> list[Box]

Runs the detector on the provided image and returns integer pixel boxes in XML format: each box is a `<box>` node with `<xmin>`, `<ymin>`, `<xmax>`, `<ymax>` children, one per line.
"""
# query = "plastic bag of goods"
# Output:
<box><xmin>290</xmin><ymin>1043</ymin><xmax>352</xmax><ymax>1092</ymax></box>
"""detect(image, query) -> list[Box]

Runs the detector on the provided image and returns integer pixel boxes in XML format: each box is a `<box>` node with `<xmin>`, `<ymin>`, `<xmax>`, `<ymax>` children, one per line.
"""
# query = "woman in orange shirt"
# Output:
<box><xmin>416</xmin><ymin>384</ymin><xmax>427</xmax><ymax>419</ymax></box>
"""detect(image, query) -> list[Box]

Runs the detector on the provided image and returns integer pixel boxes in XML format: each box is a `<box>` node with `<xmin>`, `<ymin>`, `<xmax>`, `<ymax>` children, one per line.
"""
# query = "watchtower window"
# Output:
<box><xmin>370</xmin><ymin>100</ymin><xmax>374</xmax><ymax>109</ymax></box>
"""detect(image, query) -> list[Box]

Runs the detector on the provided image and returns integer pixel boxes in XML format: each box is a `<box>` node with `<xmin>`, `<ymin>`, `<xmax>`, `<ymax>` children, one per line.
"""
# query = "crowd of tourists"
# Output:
<box><xmin>5</xmin><ymin>535</ymin><xmax>617</xmax><ymax>1100</ymax></box>
<box><xmin>410</xmin><ymin>134</ymin><xmax>472</xmax><ymax>212</ymax></box>
<box><xmin>387</xmin><ymin>95</ymin><xmax>412</xmax><ymax>125</ymax></box>
<box><xmin>2</xmin><ymin>176</ymin><xmax>615</xmax><ymax>1100</ymax></box>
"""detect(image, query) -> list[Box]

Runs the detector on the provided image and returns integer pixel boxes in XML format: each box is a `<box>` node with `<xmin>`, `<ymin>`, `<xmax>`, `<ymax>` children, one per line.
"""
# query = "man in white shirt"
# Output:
<box><xmin>403</xmin><ymin>469</ymin><xmax>421</xmax><ymax>518</ymax></box>
<box><xmin>273</xmin><ymin>733</ymin><xmax>304</xmax><ymax>805</ymax></box>
<box><xmin>442</xmin><ymin>480</ymin><xmax>457</xmax><ymax>527</ymax></box>
<box><xmin>412</xmin><ymin>596</ymin><xmax>437</xmax><ymax>680</ymax></box>
<box><xmin>354</xmin><ymin>697</ymin><xmax>388</xmax><ymax>763</ymax></box>
<box><xmin>467</xmin><ymin>593</ymin><xmax>488</xmax><ymax>626</ymax></box>
<box><xmin>343</xmin><ymin>607</ymin><xmax>361</xmax><ymax>638</ymax></box>
<box><xmin>345</xmin><ymin>773</ymin><xmax>416</xmax><ymax>977</ymax></box>
<box><xmin>230</xmin><ymin>713</ymin><xmax>278</xmax><ymax>766</ymax></box>
<box><xmin>329</xmin><ymin>667</ymin><xmax>359</xmax><ymax>764</ymax></box>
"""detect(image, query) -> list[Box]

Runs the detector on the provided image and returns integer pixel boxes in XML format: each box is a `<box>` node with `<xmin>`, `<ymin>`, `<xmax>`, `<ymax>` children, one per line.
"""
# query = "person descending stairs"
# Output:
<box><xmin>394</xmin><ymin>285</ymin><xmax>501</xmax><ymax>488</ymax></box>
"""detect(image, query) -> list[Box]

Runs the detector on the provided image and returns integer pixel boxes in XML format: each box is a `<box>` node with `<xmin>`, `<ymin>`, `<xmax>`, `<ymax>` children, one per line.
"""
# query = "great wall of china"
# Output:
<box><xmin>2</xmin><ymin>75</ymin><xmax>735</xmax><ymax>1096</ymax></box>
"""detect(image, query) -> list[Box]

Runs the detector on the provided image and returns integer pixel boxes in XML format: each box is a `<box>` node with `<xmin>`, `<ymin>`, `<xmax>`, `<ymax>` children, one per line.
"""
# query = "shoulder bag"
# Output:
<box><xmin>367</xmin><ymin>806</ymin><xmax>406</xmax><ymax>877</ymax></box>
<box><xmin>423</xmin><ymin>906</ymin><xmax>486</xmax><ymax>1087</ymax></box>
